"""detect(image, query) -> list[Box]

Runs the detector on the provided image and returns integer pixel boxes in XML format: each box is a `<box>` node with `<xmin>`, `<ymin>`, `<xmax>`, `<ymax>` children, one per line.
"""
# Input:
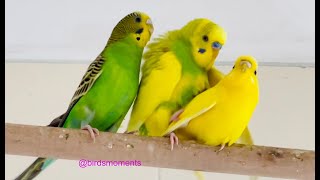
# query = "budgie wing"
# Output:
<box><xmin>127</xmin><ymin>52</ymin><xmax>182</xmax><ymax>132</ymax></box>
<box><xmin>162</xmin><ymin>87</ymin><xmax>219</xmax><ymax>136</ymax></box>
<box><xmin>56</xmin><ymin>55</ymin><xmax>105</xmax><ymax>127</ymax></box>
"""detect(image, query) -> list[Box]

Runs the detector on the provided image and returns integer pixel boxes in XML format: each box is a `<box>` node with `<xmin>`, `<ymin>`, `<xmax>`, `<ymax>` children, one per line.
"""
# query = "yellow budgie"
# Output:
<box><xmin>126</xmin><ymin>18</ymin><xmax>227</xmax><ymax>138</ymax></box>
<box><xmin>208</xmin><ymin>60</ymin><xmax>256</xmax><ymax>147</ymax></box>
<box><xmin>201</xmin><ymin>57</ymin><xmax>259</xmax><ymax>180</ymax></box>
<box><xmin>162</xmin><ymin>55</ymin><xmax>259</xmax><ymax>152</ymax></box>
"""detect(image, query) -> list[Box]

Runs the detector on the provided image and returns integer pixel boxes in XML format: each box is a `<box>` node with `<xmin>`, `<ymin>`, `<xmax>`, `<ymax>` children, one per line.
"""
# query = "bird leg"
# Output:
<box><xmin>81</xmin><ymin>125</ymin><xmax>99</xmax><ymax>143</ymax></box>
<box><xmin>218</xmin><ymin>143</ymin><xmax>226</xmax><ymax>152</ymax></box>
<box><xmin>169</xmin><ymin>132</ymin><xmax>179</xmax><ymax>151</ymax></box>
<box><xmin>170</xmin><ymin>109</ymin><xmax>184</xmax><ymax>122</ymax></box>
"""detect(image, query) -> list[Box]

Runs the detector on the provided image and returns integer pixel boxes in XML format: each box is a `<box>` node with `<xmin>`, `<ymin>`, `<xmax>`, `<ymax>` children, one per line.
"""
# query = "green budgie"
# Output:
<box><xmin>16</xmin><ymin>11</ymin><xmax>154</xmax><ymax>180</ymax></box>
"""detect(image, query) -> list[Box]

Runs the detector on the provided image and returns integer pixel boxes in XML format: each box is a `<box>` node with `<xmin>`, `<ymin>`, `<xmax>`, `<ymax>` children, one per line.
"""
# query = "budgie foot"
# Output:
<box><xmin>82</xmin><ymin>125</ymin><xmax>100</xmax><ymax>143</ymax></box>
<box><xmin>218</xmin><ymin>143</ymin><xmax>226</xmax><ymax>152</ymax></box>
<box><xmin>170</xmin><ymin>109</ymin><xmax>184</xmax><ymax>122</ymax></box>
<box><xmin>169</xmin><ymin>132</ymin><xmax>179</xmax><ymax>151</ymax></box>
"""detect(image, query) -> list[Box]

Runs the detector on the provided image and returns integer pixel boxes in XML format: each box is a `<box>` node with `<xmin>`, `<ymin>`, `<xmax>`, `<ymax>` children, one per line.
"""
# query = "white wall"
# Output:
<box><xmin>5</xmin><ymin>0</ymin><xmax>315</xmax><ymax>63</ymax></box>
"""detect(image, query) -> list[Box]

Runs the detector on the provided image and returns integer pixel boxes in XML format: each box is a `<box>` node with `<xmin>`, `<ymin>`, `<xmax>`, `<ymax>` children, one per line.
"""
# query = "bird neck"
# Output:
<box><xmin>223</xmin><ymin>74</ymin><xmax>256</xmax><ymax>95</ymax></box>
<box><xmin>101</xmin><ymin>36</ymin><xmax>144</xmax><ymax>71</ymax></box>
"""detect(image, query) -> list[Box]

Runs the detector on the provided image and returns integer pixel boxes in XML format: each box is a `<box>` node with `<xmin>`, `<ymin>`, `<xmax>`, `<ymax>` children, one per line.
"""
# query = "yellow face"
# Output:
<box><xmin>229</xmin><ymin>55</ymin><xmax>259</xmax><ymax>86</ymax></box>
<box><xmin>233</xmin><ymin>56</ymin><xmax>258</xmax><ymax>74</ymax></box>
<box><xmin>128</xmin><ymin>12</ymin><xmax>154</xmax><ymax>48</ymax></box>
<box><xmin>190</xmin><ymin>19</ymin><xmax>227</xmax><ymax>70</ymax></box>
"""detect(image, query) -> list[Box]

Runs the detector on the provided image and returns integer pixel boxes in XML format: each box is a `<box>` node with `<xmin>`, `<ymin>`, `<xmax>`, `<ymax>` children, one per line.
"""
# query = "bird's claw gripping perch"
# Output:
<box><xmin>218</xmin><ymin>143</ymin><xmax>225</xmax><ymax>152</ymax></box>
<box><xmin>170</xmin><ymin>132</ymin><xmax>179</xmax><ymax>151</ymax></box>
<box><xmin>82</xmin><ymin>125</ymin><xmax>100</xmax><ymax>143</ymax></box>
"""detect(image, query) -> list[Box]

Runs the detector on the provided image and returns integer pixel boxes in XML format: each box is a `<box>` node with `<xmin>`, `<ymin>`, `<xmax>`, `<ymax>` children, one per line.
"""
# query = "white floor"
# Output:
<box><xmin>5</xmin><ymin>63</ymin><xmax>315</xmax><ymax>180</ymax></box>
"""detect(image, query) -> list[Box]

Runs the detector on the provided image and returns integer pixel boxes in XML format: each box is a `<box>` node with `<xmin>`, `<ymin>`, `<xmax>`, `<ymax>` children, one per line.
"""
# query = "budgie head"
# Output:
<box><xmin>181</xmin><ymin>18</ymin><xmax>227</xmax><ymax>70</ymax></box>
<box><xmin>226</xmin><ymin>55</ymin><xmax>259</xmax><ymax>102</ymax></box>
<box><xmin>231</xmin><ymin>55</ymin><xmax>258</xmax><ymax>78</ymax></box>
<box><xmin>107</xmin><ymin>12</ymin><xmax>154</xmax><ymax>48</ymax></box>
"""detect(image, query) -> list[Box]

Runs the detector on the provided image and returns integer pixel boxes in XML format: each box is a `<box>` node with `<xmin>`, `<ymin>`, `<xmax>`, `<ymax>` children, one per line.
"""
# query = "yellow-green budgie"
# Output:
<box><xmin>162</xmin><ymin>55</ymin><xmax>259</xmax><ymax>152</ymax></box>
<box><xmin>126</xmin><ymin>18</ymin><xmax>227</xmax><ymax>137</ymax></box>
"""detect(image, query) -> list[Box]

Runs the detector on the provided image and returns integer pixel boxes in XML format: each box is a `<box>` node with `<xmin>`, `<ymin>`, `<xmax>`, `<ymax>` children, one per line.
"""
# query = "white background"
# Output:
<box><xmin>5</xmin><ymin>0</ymin><xmax>315</xmax><ymax>64</ymax></box>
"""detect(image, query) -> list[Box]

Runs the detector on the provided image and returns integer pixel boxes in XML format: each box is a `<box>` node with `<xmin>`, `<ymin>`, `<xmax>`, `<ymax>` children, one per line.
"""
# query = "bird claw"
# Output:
<box><xmin>217</xmin><ymin>143</ymin><xmax>225</xmax><ymax>152</ymax></box>
<box><xmin>82</xmin><ymin>125</ymin><xmax>99</xmax><ymax>143</ymax></box>
<box><xmin>169</xmin><ymin>132</ymin><xmax>179</xmax><ymax>151</ymax></box>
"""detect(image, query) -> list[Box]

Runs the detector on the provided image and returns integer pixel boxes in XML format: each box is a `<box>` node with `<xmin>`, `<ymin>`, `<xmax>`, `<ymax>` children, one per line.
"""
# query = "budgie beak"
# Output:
<box><xmin>240</xmin><ymin>60</ymin><xmax>252</xmax><ymax>72</ymax></box>
<box><xmin>146</xmin><ymin>19</ymin><xmax>154</xmax><ymax>34</ymax></box>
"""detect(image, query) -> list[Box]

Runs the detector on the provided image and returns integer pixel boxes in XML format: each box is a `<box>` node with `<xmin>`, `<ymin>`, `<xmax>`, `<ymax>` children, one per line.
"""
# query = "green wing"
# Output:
<box><xmin>55</xmin><ymin>55</ymin><xmax>106</xmax><ymax>127</ymax></box>
<box><xmin>69</xmin><ymin>55</ymin><xmax>104</xmax><ymax>106</ymax></box>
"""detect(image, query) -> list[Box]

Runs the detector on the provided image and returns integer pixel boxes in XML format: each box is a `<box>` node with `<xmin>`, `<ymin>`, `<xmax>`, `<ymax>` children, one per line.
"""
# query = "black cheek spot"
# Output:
<box><xmin>198</xmin><ymin>48</ymin><xmax>206</xmax><ymax>54</ymax></box>
<box><xmin>136</xmin><ymin>37</ymin><xmax>140</xmax><ymax>41</ymax></box>
<box><xmin>135</xmin><ymin>28</ymin><xmax>144</xmax><ymax>34</ymax></box>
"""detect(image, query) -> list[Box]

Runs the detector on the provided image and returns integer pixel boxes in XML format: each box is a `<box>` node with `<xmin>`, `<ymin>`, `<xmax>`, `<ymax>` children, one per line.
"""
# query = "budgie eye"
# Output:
<box><xmin>212</xmin><ymin>41</ymin><xmax>222</xmax><ymax>50</ymax></box>
<box><xmin>135</xmin><ymin>17</ymin><xmax>141</xmax><ymax>23</ymax></box>
<box><xmin>202</xmin><ymin>35</ymin><xmax>209</xmax><ymax>42</ymax></box>
<box><xmin>232</xmin><ymin>65</ymin><xmax>235</xmax><ymax>69</ymax></box>
<box><xmin>254</xmin><ymin>70</ymin><xmax>257</xmax><ymax>75</ymax></box>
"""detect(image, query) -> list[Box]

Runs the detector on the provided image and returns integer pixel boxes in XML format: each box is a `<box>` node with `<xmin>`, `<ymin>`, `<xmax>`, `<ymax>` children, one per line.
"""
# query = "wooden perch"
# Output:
<box><xmin>5</xmin><ymin>123</ymin><xmax>314</xmax><ymax>179</ymax></box>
